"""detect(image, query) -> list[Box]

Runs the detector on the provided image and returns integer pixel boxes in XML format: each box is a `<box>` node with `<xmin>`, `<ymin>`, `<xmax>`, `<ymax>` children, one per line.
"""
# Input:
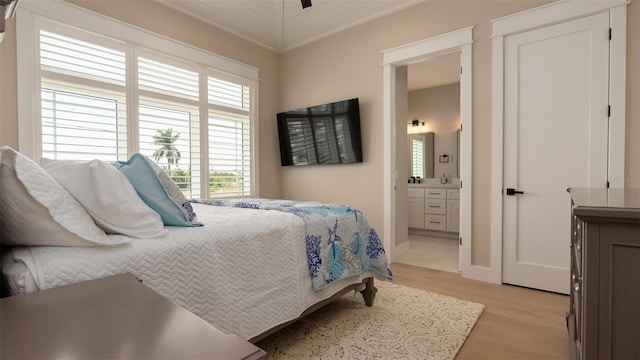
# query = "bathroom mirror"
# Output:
<box><xmin>407</xmin><ymin>129</ymin><xmax>460</xmax><ymax>179</ymax></box>
<box><xmin>408</xmin><ymin>132</ymin><xmax>434</xmax><ymax>179</ymax></box>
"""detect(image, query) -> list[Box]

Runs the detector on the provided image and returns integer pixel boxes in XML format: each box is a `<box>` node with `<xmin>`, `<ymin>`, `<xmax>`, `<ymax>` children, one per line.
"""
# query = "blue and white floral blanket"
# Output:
<box><xmin>193</xmin><ymin>198</ymin><xmax>393</xmax><ymax>290</ymax></box>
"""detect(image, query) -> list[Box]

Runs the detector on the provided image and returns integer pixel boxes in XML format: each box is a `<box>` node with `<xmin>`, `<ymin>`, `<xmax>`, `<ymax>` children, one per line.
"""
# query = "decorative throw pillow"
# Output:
<box><xmin>114</xmin><ymin>153</ymin><xmax>202</xmax><ymax>227</ymax></box>
<box><xmin>0</xmin><ymin>146</ymin><xmax>129</xmax><ymax>247</ymax></box>
<box><xmin>40</xmin><ymin>158</ymin><xmax>169</xmax><ymax>239</ymax></box>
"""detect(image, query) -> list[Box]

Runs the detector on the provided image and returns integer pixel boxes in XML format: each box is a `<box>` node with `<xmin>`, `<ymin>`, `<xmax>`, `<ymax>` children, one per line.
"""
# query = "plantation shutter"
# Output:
<box><xmin>208</xmin><ymin>76</ymin><xmax>251</xmax><ymax>197</ymax></box>
<box><xmin>39</xmin><ymin>28</ymin><xmax>127</xmax><ymax>161</ymax></box>
<box><xmin>412</xmin><ymin>137</ymin><xmax>424</xmax><ymax>178</ymax></box>
<box><xmin>28</xmin><ymin>13</ymin><xmax>258</xmax><ymax>199</ymax></box>
<box><xmin>137</xmin><ymin>55</ymin><xmax>201</xmax><ymax>198</ymax></box>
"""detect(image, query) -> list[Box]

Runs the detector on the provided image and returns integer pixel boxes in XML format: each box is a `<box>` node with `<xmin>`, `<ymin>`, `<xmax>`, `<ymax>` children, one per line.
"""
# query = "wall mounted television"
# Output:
<box><xmin>277</xmin><ymin>98</ymin><xmax>363</xmax><ymax>166</ymax></box>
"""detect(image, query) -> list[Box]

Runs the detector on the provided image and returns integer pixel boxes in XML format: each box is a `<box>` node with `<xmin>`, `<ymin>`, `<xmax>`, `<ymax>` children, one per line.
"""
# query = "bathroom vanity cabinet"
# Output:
<box><xmin>408</xmin><ymin>185</ymin><xmax>459</xmax><ymax>233</ymax></box>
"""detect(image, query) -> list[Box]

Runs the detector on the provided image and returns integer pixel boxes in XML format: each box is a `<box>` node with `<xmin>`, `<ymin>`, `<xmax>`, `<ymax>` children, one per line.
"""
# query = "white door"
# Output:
<box><xmin>502</xmin><ymin>12</ymin><xmax>610</xmax><ymax>294</ymax></box>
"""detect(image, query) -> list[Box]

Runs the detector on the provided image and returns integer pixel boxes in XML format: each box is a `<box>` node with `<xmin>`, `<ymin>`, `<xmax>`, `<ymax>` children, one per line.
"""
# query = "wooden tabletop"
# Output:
<box><xmin>0</xmin><ymin>273</ymin><xmax>266</xmax><ymax>359</ymax></box>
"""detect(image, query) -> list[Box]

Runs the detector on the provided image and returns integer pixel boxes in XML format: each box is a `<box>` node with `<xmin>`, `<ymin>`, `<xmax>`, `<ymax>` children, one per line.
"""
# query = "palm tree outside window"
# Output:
<box><xmin>152</xmin><ymin>128</ymin><xmax>181</xmax><ymax>171</ymax></box>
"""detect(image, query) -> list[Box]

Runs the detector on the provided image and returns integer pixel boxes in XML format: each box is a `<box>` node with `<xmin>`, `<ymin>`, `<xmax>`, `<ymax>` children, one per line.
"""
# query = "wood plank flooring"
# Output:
<box><xmin>390</xmin><ymin>262</ymin><xmax>570</xmax><ymax>359</ymax></box>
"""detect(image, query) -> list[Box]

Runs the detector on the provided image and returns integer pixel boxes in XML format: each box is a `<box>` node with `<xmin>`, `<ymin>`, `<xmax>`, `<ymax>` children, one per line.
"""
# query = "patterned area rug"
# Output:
<box><xmin>256</xmin><ymin>280</ymin><xmax>484</xmax><ymax>360</ymax></box>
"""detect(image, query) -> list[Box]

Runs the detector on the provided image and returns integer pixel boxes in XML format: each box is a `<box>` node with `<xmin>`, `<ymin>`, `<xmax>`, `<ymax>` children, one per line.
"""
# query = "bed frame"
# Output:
<box><xmin>248</xmin><ymin>277</ymin><xmax>377</xmax><ymax>343</ymax></box>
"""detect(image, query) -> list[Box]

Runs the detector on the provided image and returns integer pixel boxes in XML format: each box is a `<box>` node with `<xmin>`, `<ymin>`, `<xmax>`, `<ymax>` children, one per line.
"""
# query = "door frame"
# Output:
<box><xmin>490</xmin><ymin>0</ymin><xmax>628</xmax><ymax>284</ymax></box>
<box><xmin>382</xmin><ymin>26</ymin><xmax>474</xmax><ymax>278</ymax></box>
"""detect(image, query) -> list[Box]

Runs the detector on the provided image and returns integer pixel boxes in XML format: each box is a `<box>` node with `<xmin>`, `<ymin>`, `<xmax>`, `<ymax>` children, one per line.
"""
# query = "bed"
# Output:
<box><xmin>0</xmin><ymin>147</ymin><xmax>392</xmax><ymax>342</ymax></box>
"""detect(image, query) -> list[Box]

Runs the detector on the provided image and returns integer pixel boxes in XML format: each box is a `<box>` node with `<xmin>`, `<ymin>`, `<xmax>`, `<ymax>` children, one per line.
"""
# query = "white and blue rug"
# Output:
<box><xmin>257</xmin><ymin>280</ymin><xmax>485</xmax><ymax>360</ymax></box>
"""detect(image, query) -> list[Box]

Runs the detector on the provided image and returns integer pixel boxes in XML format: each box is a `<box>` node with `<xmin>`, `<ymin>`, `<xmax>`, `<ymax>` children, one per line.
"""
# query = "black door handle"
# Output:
<box><xmin>506</xmin><ymin>188</ymin><xmax>524</xmax><ymax>196</ymax></box>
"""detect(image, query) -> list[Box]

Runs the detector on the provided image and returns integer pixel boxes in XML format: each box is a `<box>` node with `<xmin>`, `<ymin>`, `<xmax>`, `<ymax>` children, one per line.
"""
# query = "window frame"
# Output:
<box><xmin>16</xmin><ymin>0</ymin><xmax>260</xmax><ymax>198</ymax></box>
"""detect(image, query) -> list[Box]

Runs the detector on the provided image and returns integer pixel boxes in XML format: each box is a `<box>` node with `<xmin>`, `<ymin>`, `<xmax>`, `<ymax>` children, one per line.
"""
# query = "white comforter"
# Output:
<box><xmin>8</xmin><ymin>203</ymin><xmax>376</xmax><ymax>340</ymax></box>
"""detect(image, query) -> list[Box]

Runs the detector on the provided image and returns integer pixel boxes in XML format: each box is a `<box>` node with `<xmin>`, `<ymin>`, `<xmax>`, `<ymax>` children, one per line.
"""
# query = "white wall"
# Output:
<box><xmin>279</xmin><ymin>0</ymin><xmax>640</xmax><ymax>267</ymax></box>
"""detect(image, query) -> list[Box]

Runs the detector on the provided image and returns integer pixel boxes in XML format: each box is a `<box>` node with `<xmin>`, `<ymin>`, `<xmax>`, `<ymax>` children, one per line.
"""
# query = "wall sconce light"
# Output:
<box><xmin>408</xmin><ymin>119</ymin><xmax>427</xmax><ymax>134</ymax></box>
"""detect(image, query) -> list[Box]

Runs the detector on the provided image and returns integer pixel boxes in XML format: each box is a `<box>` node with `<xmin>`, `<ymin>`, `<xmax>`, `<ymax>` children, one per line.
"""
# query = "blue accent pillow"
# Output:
<box><xmin>114</xmin><ymin>154</ymin><xmax>203</xmax><ymax>227</ymax></box>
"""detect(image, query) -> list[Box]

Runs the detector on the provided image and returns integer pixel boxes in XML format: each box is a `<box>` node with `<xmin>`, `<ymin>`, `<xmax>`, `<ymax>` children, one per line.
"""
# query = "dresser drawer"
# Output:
<box><xmin>424</xmin><ymin>214</ymin><xmax>447</xmax><ymax>231</ymax></box>
<box><xmin>425</xmin><ymin>189</ymin><xmax>446</xmax><ymax>199</ymax></box>
<box><xmin>425</xmin><ymin>199</ymin><xmax>446</xmax><ymax>215</ymax></box>
<box><xmin>408</xmin><ymin>188</ymin><xmax>425</xmax><ymax>198</ymax></box>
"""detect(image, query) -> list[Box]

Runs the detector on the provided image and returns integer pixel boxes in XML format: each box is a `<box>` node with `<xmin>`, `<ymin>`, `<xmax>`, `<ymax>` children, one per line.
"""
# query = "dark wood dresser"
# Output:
<box><xmin>568</xmin><ymin>188</ymin><xmax>640</xmax><ymax>360</ymax></box>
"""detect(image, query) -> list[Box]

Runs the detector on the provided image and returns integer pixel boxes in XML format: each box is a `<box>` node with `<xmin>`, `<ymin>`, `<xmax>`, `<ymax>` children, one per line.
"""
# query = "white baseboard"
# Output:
<box><xmin>461</xmin><ymin>264</ymin><xmax>502</xmax><ymax>284</ymax></box>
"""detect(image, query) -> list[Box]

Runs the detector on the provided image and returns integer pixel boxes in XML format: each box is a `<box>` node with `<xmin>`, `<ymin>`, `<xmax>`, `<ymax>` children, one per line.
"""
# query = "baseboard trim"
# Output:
<box><xmin>461</xmin><ymin>264</ymin><xmax>502</xmax><ymax>284</ymax></box>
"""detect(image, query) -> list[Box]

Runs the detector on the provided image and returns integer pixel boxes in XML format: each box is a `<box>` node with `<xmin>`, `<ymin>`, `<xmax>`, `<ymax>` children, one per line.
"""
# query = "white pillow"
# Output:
<box><xmin>40</xmin><ymin>158</ymin><xmax>168</xmax><ymax>239</ymax></box>
<box><xmin>0</xmin><ymin>146</ymin><xmax>129</xmax><ymax>247</ymax></box>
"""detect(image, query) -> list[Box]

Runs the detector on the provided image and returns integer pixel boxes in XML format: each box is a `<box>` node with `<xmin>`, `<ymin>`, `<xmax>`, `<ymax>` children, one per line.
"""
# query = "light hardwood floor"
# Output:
<box><xmin>390</xmin><ymin>262</ymin><xmax>570</xmax><ymax>359</ymax></box>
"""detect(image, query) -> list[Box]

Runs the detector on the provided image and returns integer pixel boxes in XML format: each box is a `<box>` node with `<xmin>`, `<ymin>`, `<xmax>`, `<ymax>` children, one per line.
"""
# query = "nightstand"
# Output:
<box><xmin>0</xmin><ymin>273</ymin><xmax>267</xmax><ymax>359</ymax></box>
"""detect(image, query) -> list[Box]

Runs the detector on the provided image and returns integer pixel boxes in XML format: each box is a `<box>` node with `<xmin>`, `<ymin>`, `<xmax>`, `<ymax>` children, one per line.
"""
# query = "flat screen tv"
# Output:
<box><xmin>277</xmin><ymin>98</ymin><xmax>363</xmax><ymax>166</ymax></box>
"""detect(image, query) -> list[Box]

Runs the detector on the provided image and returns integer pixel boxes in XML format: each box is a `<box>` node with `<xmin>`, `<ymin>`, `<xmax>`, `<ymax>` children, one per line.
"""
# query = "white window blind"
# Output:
<box><xmin>138</xmin><ymin>101</ymin><xmax>201</xmax><ymax>197</ymax></box>
<box><xmin>137</xmin><ymin>55</ymin><xmax>201</xmax><ymax>198</ymax></box>
<box><xmin>27</xmin><ymin>14</ymin><xmax>257</xmax><ymax>199</ymax></box>
<box><xmin>41</xmin><ymin>88</ymin><xmax>125</xmax><ymax>161</ymax></box>
<box><xmin>412</xmin><ymin>137</ymin><xmax>424</xmax><ymax>178</ymax></box>
<box><xmin>40</xmin><ymin>28</ymin><xmax>127</xmax><ymax>161</ymax></box>
<box><xmin>40</xmin><ymin>30</ymin><xmax>126</xmax><ymax>85</ymax></box>
<box><xmin>139</xmin><ymin>57</ymin><xmax>199</xmax><ymax>100</ymax></box>
<box><xmin>207</xmin><ymin>73</ymin><xmax>251</xmax><ymax>197</ymax></box>
<box><xmin>208</xmin><ymin>77</ymin><xmax>249</xmax><ymax>110</ymax></box>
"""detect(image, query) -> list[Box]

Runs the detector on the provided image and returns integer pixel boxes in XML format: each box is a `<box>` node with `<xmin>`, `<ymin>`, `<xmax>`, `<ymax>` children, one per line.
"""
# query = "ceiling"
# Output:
<box><xmin>407</xmin><ymin>51</ymin><xmax>460</xmax><ymax>91</ymax></box>
<box><xmin>156</xmin><ymin>0</ymin><xmax>459</xmax><ymax>90</ymax></box>
<box><xmin>157</xmin><ymin>0</ymin><xmax>424</xmax><ymax>53</ymax></box>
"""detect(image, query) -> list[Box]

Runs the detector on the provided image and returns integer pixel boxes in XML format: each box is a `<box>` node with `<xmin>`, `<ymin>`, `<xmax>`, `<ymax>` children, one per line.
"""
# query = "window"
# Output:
<box><xmin>18</xmin><ymin>4</ymin><xmax>258</xmax><ymax>198</ymax></box>
<box><xmin>39</xmin><ymin>29</ymin><xmax>127</xmax><ymax>161</ymax></box>
<box><xmin>136</xmin><ymin>54</ymin><xmax>201</xmax><ymax>198</ymax></box>
<box><xmin>207</xmin><ymin>77</ymin><xmax>251</xmax><ymax>197</ymax></box>
<box><xmin>411</xmin><ymin>138</ymin><xmax>424</xmax><ymax>178</ymax></box>
<box><xmin>209</xmin><ymin>110</ymin><xmax>250</xmax><ymax>197</ymax></box>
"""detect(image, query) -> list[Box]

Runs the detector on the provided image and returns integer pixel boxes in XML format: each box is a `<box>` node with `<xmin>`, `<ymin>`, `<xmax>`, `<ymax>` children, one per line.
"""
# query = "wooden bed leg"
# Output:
<box><xmin>359</xmin><ymin>277</ymin><xmax>377</xmax><ymax>306</ymax></box>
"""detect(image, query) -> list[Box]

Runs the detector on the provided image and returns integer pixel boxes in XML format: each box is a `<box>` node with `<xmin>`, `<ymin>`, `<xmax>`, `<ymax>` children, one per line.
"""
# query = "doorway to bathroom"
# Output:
<box><xmin>396</xmin><ymin>56</ymin><xmax>461</xmax><ymax>272</ymax></box>
<box><xmin>382</xmin><ymin>26</ymin><xmax>472</xmax><ymax>278</ymax></box>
